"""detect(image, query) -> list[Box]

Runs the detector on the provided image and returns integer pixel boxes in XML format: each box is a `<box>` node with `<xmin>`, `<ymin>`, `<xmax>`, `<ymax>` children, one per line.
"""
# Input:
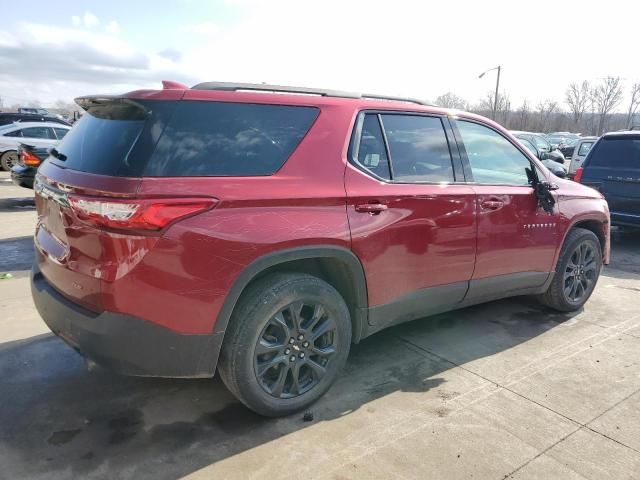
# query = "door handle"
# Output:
<box><xmin>480</xmin><ymin>199</ymin><xmax>504</xmax><ymax>210</ymax></box>
<box><xmin>355</xmin><ymin>203</ymin><xmax>388</xmax><ymax>214</ymax></box>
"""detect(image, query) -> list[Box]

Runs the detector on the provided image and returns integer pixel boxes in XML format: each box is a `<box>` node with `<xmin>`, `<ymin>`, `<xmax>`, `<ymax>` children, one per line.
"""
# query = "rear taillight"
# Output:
<box><xmin>68</xmin><ymin>195</ymin><xmax>218</xmax><ymax>231</ymax></box>
<box><xmin>21</xmin><ymin>150</ymin><xmax>42</xmax><ymax>167</ymax></box>
<box><xmin>574</xmin><ymin>167</ymin><xmax>583</xmax><ymax>183</ymax></box>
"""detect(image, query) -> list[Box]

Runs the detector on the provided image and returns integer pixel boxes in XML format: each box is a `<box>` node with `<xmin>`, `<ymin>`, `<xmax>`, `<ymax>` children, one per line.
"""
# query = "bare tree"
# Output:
<box><xmin>434</xmin><ymin>92</ymin><xmax>469</xmax><ymax>110</ymax></box>
<box><xmin>592</xmin><ymin>76</ymin><xmax>623</xmax><ymax>134</ymax></box>
<box><xmin>517</xmin><ymin>100</ymin><xmax>531</xmax><ymax>130</ymax></box>
<box><xmin>536</xmin><ymin>100</ymin><xmax>559</xmax><ymax>132</ymax></box>
<box><xmin>565</xmin><ymin>81</ymin><xmax>590</xmax><ymax>127</ymax></box>
<box><xmin>626</xmin><ymin>82</ymin><xmax>640</xmax><ymax>128</ymax></box>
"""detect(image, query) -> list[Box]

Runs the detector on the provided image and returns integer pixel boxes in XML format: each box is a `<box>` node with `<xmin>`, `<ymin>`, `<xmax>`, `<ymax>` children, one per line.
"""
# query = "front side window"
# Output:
<box><xmin>21</xmin><ymin>126</ymin><xmax>54</xmax><ymax>139</ymax></box>
<box><xmin>380</xmin><ymin>114</ymin><xmax>454</xmax><ymax>182</ymax></box>
<box><xmin>518</xmin><ymin>138</ymin><xmax>538</xmax><ymax>157</ymax></box>
<box><xmin>456</xmin><ymin>120</ymin><xmax>533</xmax><ymax>185</ymax></box>
<box><xmin>533</xmin><ymin>135</ymin><xmax>551</xmax><ymax>151</ymax></box>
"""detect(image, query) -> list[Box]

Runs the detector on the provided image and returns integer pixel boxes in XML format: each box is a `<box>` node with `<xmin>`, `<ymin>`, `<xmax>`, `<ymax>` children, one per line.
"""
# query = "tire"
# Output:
<box><xmin>539</xmin><ymin>227</ymin><xmax>602</xmax><ymax>312</ymax></box>
<box><xmin>1</xmin><ymin>150</ymin><xmax>18</xmax><ymax>171</ymax></box>
<box><xmin>218</xmin><ymin>272</ymin><xmax>352</xmax><ymax>417</ymax></box>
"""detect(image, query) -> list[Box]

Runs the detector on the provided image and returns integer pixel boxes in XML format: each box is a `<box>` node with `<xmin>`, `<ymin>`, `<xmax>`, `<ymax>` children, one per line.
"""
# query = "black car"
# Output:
<box><xmin>552</xmin><ymin>138</ymin><xmax>578</xmax><ymax>159</ymax></box>
<box><xmin>577</xmin><ymin>131</ymin><xmax>640</xmax><ymax>227</ymax></box>
<box><xmin>511</xmin><ymin>131</ymin><xmax>566</xmax><ymax>164</ymax></box>
<box><xmin>0</xmin><ymin>113</ymin><xmax>71</xmax><ymax>127</ymax></box>
<box><xmin>516</xmin><ymin>136</ymin><xmax>568</xmax><ymax>178</ymax></box>
<box><xmin>10</xmin><ymin>143</ymin><xmax>48</xmax><ymax>189</ymax></box>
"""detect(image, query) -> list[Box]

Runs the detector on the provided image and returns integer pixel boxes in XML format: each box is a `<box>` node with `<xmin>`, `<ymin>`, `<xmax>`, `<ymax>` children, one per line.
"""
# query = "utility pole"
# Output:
<box><xmin>479</xmin><ymin>66</ymin><xmax>501</xmax><ymax>121</ymax></box>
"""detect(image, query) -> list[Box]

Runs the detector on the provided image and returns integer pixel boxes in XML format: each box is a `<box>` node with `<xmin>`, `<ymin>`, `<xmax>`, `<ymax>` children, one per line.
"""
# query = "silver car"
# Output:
<box><xmin>568</xmin><ymin>136</ymin><xmax>598</xmax><ymax>176</ymax></box>
<box><xmin>0</xmin><ymin>122</ymin><xmax>71</xmax><ymax>170</ymax></box>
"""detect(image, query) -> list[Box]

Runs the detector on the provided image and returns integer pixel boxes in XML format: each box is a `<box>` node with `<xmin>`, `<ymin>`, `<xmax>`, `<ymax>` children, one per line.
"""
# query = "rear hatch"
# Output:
<box><xmin>582</xmin><ymin>134</ymin><xmax>640</xmax><ymax>220</ymax></box>
<box><xmin>34</xmin><ymin>97</ymin><xmax>178</xmax><ymax>311</ymax></box>
<box><xmin>34</xmin><ymin>93</ymin><xmax>319</xmax><ymax>312</ymax></box>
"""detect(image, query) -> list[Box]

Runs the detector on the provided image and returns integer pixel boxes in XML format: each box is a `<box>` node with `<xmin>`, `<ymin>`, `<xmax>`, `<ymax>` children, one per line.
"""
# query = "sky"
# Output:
<box><xmin>1</xmin><ymin>0</ymin><xmax>639</xmax><ymax>110</ymax></box>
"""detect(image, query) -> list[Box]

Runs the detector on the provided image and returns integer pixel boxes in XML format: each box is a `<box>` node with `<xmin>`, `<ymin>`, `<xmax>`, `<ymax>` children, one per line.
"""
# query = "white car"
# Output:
<box><xmin>568</xmin><ymin>136</ymin><xmax>598</xmax><ymax>176</ymax></box>
<box><xmin>0</xmin><ymin>122</ymin><xmax>71</xmax><ymax>170</ymax></box>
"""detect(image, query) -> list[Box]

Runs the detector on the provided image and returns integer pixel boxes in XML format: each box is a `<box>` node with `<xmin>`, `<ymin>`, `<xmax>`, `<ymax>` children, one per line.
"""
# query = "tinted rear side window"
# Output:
<box><xmin>588</xmin><ymin>137</ymin><xmax>640</xmax><ymax>169</ymax></box>
<box><xmin>145</xmin><ymin>102</ymin><xmax>319</xmax><ymax>176</ymax></box>
<box><xmin>380</xmin><ymin>114</ymin><xmax>454</xmax><ymax>182</ymax></box>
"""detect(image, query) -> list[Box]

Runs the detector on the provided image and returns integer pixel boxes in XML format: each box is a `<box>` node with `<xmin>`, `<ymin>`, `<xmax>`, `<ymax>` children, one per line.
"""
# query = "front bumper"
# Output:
<box><xmin>31</xmin><ymin>266</ymin><xmax>223</xmax><ymax>377</ymax></box>
<box><xmin>10</xmin><ymin>165</ymin><xmax>35</xmax><ymax>189</ymax></box>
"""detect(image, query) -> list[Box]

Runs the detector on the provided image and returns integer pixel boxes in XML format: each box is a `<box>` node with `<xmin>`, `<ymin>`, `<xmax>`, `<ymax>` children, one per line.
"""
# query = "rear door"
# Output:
<box><xmin>345</xmin><ymin>112</ymin><xmax>476</xmax><ymax>326</ymax></box>
<box><xmin>452</xmin><ymin>119</ymin><xmax>561</xmax><ymax>298</ymax></box>
<box><xmin>582</xmin><ymin>134</ymin><xmax>640</xmax><ymax>225</ymax></box>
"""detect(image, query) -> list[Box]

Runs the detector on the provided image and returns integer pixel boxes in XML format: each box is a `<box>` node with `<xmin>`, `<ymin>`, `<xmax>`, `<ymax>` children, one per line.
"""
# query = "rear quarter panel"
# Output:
<box><xmin>105</xmin><ymin>101</ymin><xmax>358</xmax><ymax>334</ymax></box>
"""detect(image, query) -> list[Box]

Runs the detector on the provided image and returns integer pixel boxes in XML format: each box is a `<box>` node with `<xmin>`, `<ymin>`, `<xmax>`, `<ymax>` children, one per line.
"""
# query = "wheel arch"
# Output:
<box><xmin>214</xmin><ymin>246</ymin><xmax>369</xmax><ymax>343</ymax></box>
<box><xmin>557</xmin><ymin>214</ymin><xmax>610</xmax><ymax>267</ymax></box>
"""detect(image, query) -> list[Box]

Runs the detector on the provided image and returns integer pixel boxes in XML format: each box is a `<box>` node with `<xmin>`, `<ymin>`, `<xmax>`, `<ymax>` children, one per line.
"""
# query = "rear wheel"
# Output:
<box><xmin>539</xmin><ymin>228</ymin><xmax>602</xmax><ymax>311</ymax></box>
<box><xmin>218</xmin><ymin>273</ymin><xmax>351</xmax><ymax>417</ymax></box>
<box><xmin>1</xmin><ymin>150</ymin><xmax>18</xmax><ymax>171</ymax></box>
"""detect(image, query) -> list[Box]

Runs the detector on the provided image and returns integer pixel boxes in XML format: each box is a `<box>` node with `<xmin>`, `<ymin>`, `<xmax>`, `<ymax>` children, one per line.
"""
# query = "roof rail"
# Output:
<box><xmin>361</xmin><ymin>93</ymin><xmax>433</xmax><ymax>107</ymax></box>
<box><xmin>191</xmin><ymin>81</ymin><xmax>361</xmax><ymax>99</ymax></box>
<box><xmin>190</xmin><ymin>81</ymin><xmax>433</xmax><ymax>106</ymax></box>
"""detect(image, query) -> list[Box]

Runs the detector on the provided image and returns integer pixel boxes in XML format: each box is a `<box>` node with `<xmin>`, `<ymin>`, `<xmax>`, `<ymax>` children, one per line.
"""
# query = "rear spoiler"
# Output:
<box><xmin>73</xmin><ymin>96</ymin><xmax>151</xmax><ymax>120</ymax></box>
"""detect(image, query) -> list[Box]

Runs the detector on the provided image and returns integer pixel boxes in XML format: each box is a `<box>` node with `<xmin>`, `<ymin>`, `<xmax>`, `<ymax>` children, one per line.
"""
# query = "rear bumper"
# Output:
<box><xmin>10</xmin><ymin>165</ymin><xmax>35</xmax><ymax>189</ymax></box>
<box><xmin>31</xmin><ymin>266</ymin><xmax>223</xmax><ymax>377</ymax></box>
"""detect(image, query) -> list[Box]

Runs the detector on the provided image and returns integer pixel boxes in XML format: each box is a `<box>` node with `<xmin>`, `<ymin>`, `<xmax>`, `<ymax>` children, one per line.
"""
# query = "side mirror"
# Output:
<box><xmin>535</xmin><ymin>181</ymin><xmax>558</xmax><ymax>213</ymax></box>
<box><xmin>539</xmin><ymin>151</ymin><xmax>550</xmax><ymax>160</ymax></box>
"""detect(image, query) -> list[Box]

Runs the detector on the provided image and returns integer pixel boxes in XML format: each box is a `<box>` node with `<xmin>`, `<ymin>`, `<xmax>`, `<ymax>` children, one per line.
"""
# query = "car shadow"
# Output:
<box><xmin>0</xmin><ymin>196</ymin><xmax>35</xmax><ymax>212</ymax></box>
<box><xmin>0</xmin><ymin>236</ymin><xmax>34</xmax><ymax>274</ymax></box>
<box><xmin>602</xmin><ymin>227</ymin><xmax>640</xmax><ymax>280</ymax></box>
<box><xmin>0</xmin><ymin>297</ymin><xmax>577</xmax><ymax>479</ymax></box>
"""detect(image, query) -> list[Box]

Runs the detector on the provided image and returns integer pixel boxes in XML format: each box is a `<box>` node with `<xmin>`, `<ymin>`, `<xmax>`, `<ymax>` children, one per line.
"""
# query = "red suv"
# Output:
<box><xmin>32</xmin><ymin>81</ymin><xmax>610</xmax><ymax>416</ymax></box>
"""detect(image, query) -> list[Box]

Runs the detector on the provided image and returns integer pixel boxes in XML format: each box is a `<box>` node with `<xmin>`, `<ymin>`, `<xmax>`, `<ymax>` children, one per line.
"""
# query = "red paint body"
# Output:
<box><xmin>34</xmin><ymin>87</ymin><xmax>610</xmax><ymax>337</ymax></box>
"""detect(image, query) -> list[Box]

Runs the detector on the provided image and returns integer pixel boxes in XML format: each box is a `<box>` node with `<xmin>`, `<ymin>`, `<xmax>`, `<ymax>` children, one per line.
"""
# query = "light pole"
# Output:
<box><xmin>478</xmin><ymin>66</ymin><xmax>501</xmax><ymax>120</ymax></box>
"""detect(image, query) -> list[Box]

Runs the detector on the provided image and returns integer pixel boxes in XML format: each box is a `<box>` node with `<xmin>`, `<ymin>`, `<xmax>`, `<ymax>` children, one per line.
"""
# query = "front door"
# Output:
<box><xmin>452</xmin><ymin>119</ymin><xmax>561</xmax><ymax>298</ymax></box>
<box><xmin>345</xmin><ymin>112</ymin><xmax>477</xmax><ymax>326</ymax></box>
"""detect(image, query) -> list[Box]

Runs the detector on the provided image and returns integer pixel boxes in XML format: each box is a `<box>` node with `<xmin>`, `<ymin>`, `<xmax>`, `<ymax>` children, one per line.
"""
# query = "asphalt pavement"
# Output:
<box><xmin>1</xmin><ymin>171</ymin><xmax>639</xmax><ymax>479</ymax></box>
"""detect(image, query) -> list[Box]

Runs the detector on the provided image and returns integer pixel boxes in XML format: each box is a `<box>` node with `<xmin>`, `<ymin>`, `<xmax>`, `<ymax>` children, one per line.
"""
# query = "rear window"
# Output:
<box><xmin>144</xmin><ymin>102</ymin><xmax>319</xmax><ymax>176</ymax></box>
<box><xmin>577</xmin><ymin>141</ymin><xmax>594</xmax><ymax>157</ymax></box>
<box><xmin>50</xmin><ymin>100</ymin><xmax>318</xmax><ymax>177</ymax></box>
<box><xmin>49</xmin><ymin>100</ymin><xmax>158</xmax><ymax>176</ymax></box>
<box><xmin>588</xmin><ymin>136</ymin><xmax>640</xmax><ymax>169</ymax></box>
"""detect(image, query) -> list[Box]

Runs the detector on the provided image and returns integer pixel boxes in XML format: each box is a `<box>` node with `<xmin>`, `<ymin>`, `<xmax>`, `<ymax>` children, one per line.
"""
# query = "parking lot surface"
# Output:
<box><xmin>1</xmin><ymin>171</ymin><xmax>639</xmax><ymax>479</ymax></box>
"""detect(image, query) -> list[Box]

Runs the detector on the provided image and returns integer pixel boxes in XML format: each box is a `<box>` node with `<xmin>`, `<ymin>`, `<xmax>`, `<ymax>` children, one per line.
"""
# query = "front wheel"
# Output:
<box><xmin>539</xmin><ymin>227</ymin><xmax>602</xmax><ymax>312</ymax></box>
<box><xmin>218</xmin><ymin>273</ymin><xmax>352</xmax><ymax>417</ymax></box>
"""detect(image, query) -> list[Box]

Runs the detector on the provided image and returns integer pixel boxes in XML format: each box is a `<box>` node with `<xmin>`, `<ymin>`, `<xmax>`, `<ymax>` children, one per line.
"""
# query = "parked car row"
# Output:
<box><xmin>0</xmin><ymin>121</ymin><xmax>70</xmax><ymax>171</ymax></box>
<box><xmin>0</xmin><ymin>112</ymin><xmax>71</xmax><ymax>127</ymax></box>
